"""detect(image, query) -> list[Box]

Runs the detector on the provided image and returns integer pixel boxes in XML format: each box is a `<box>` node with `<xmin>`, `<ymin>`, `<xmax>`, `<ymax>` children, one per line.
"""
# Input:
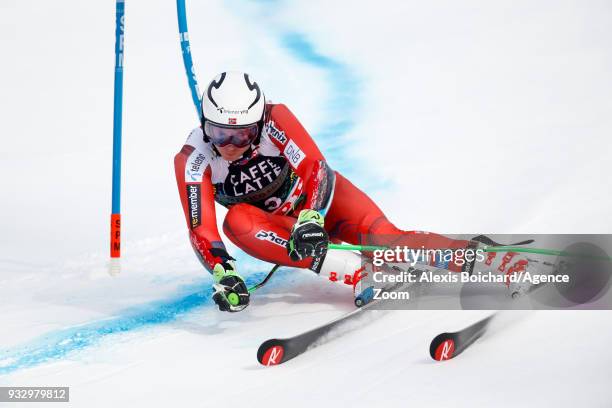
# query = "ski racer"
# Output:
<box><xmin>174</xmin><ymin>71</ymin><xmax>531</xmax><ymax>312</ymax></box>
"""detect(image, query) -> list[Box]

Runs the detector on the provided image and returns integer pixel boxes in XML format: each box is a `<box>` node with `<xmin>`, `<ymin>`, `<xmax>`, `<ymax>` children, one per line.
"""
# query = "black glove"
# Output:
<box><xmin>287</xmin><ymin>209</ymin><xmax>329</xmax><ymax>261</ymax></box>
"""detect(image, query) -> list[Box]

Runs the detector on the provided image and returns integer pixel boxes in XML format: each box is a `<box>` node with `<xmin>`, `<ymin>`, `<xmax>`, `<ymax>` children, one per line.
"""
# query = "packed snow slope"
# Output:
<box><xmin>1</xmin><ymin>0</ymin><xmax>611</xmax><ymax>407</ymax></box>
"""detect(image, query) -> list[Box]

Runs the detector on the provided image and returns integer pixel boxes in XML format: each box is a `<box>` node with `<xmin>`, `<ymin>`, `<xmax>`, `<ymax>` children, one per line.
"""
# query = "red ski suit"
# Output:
<box><xmin>174</xmin><ymin>104</ymin><xmax>469</xmax><ymax>274</ymax></box>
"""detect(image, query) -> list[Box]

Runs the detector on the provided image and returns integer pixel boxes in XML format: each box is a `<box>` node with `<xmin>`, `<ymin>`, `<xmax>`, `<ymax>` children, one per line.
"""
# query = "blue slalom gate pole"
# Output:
<box><xmin>176</xmin><ymin>0</ymin><xmax>201</xmax><ymax>116</ymax></box>
<box><xmin>110</xmin><ymin>0</ymin><xmax>125</xmax><ymax>268</ymax></box>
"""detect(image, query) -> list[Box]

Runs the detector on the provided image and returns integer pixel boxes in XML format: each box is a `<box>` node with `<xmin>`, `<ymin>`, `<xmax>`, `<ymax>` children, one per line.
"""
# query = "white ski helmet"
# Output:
<box><xmin>201</xmin><ymin>71</ymin><xmax>265</xmax><ymax>126</ymax></box>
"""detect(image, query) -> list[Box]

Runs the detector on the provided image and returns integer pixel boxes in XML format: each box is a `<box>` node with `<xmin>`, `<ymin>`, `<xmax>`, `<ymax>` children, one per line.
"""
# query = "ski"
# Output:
<box><xmin>429</xmin><ymin>313</ymin><xmax>496</xmax><ymax>361</ymax></box>
<box><xmin>257</xmin><ymin>302</ymin><xmax>374</xmax><ymax>366</ymax></box>
<box><xmin>257</xmin><ymin>268</ymin><xmax>425</xmax><ymax>366</ymax></box>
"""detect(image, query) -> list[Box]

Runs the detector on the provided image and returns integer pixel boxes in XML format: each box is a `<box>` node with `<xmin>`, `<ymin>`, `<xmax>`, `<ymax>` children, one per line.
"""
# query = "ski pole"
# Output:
<box><xmin>328</xmin><ymin>243</ymin><xmax>387</xmax><ymax>251</ymax></box>
<box><xmin>247</xmin><ymin>243</ymin><xmax>610</xmax><ymax>294</ymax></box>
<box><xmin>248</xmin><ymin>244</ymin><xmax>387</xmax><ymax>294</ymax></box>
<box><xmin>247</xmin><ymin>244</ymin><xmax>387</xmax><ymax>293</ymax></box>
<box><xmin>248</xmin><ymin>264</ymin><xmax>281</xmax><ymax>293</ymax></box>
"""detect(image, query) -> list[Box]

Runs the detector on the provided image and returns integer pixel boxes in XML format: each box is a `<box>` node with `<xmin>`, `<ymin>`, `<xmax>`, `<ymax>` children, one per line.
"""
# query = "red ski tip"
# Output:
<box><xmin>434</xmin><ymin>339</ymin><xmax>455</xmax><ymax>361</ymax></box>
<box><xmin>261</xmin><ymin>345</ymin><xmax>285</xmax><ymax>366</ymax></box>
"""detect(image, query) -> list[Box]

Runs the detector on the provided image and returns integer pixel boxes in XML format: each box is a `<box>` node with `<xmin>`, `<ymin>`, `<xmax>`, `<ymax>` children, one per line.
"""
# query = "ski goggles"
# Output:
<box><xmin>204</xmin><ymin>121</ymin><xmax>259</xmax><ymax>147</ymax></box>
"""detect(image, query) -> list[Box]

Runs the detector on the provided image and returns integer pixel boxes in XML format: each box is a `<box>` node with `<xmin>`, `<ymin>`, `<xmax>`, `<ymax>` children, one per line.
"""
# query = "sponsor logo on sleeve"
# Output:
<box><xmin>185</xmin><ymin>151</ymin><xmax>207</xmax><ymax>182</ymax></box>
<box><xmin>283</xmin><ymin>140</ymin><xmax>306</xmax><ymax>169</ymax></box>
<box><xmin>265</xmin><ymin>121</ymin><xmax>287</xmax><ymax>145</ymax></box>
<box><xmin>187</xmin><ymin>184</ymin><xmax>201</xmax><ymax>229</ymax></box>
<box><xmin>255</xmin><ymin>230</ymin><xmax>288</xmax><ymax>248</ymax></box>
